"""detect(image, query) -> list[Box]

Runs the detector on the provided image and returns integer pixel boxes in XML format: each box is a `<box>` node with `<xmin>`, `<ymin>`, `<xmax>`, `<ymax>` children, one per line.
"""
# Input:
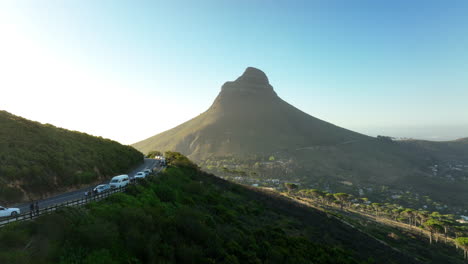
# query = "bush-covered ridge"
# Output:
<box><xmin>0</xmin><ymin>110</ymin><xmax>143</xmax><ymax>203</ymax></box>
<box><xmin>0</xmin><ymin>152</ymin><xmax>419</xmax><ymax>263</ymax></box>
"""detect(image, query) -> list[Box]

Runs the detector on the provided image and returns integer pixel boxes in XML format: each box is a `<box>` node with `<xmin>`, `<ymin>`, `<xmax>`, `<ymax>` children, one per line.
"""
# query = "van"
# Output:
<box><xmin>109</xmin><ymin>174</ymin><xmax>129</xmax><ymax>189</ymax></box>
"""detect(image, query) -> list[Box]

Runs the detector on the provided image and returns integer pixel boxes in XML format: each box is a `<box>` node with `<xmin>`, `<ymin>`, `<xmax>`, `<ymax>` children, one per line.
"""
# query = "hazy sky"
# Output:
<box><xmin>1</xmin><ymin>0</ymin><xmax>467</xmax><ymax>144</ymax></box>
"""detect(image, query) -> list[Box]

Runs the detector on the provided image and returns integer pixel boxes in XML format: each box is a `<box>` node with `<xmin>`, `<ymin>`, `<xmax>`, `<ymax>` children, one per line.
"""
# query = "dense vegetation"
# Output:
<box><xmin>0</xmin><ymin>111</ymin><xmax>143</xmax><ymax>204</ymax></box>
<box><xmin>0</xmin><ymin>152</ymin><xmax>419</xmax><ymax>263</ymax></box>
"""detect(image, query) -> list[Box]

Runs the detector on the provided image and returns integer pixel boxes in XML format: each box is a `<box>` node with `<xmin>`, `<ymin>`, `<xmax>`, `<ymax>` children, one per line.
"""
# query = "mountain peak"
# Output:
<box><xmin>236</xmin><ymin>67</ymin><xmax>269</xmax><ymax>85</ymax></box>
<box><xmin>134</xmin><ymin>66</ymin><xmax>368</xmax><ymax>157</ymax></box>
<box><xmin>220</xmin><ymin>67</ymin><xmax>275</xmax><ymax>95</ymax></box>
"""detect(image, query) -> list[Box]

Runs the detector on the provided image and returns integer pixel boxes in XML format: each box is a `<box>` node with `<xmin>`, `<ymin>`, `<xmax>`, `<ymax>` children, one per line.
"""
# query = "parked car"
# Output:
<box><xmin>109</xmin><ymin>174</ymin><xmax>130</xmax><ymax>188</ymax></box>
<box><xmin>143</xmin><ymin>169</ymin><xmax>152</xmax><ymax>176</ymax></box>
<box><xmin>0</xmin><ymin>206</ymin><xmax>20</xmax><ymax>217</ymax></box>
<box><xmin>93</xmin><ymin>184</ymin><xmax>110</xmax><ymax>194</ymax></box>
<box><xmin>134</xmin><ymin>171</ymin><xmax>146</xmax><ymax>180</ymax></box>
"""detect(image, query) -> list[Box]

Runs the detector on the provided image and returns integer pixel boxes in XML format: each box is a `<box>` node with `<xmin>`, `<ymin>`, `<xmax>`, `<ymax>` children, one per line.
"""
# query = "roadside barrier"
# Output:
<box><xmin>0</xmin><ymin>185</ymin><xmax>131</xmax><ymax>228</ymax></box>
<box><xmin>0</xmin><ymin>167</ymin><xmax>165</xmax><ymax>228</ymax></box>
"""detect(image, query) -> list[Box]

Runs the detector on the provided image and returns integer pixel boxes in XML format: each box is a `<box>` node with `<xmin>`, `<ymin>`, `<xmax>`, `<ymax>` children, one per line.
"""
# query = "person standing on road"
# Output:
<box><xmin>34</xmin><ymin>201</ymin><xmax>39</xmax><ymax>216</ymax></box>
<box><xmin>29</xmin><ymin>201</ymin><xmax>34</xmax><ymax>218</ymax></box>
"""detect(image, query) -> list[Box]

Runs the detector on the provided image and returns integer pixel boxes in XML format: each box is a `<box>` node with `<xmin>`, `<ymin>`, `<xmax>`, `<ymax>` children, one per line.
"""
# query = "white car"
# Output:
<box><xmin>143</xmin><ymin>169</ymin><xmax>152</xmax><ymax>176</ymax></box>
<box><xmin>134</xmin><ymin>172</ymin><xmax>146</xmax><ymax>180</ymax></box>
<box><xmin>93</xmin><ymin>184</ymin><xmax>110</xmax><ymax>194</ymax></box>
<box><xmin>109</xmin><ymin>174</ymin><xmax>130</xmax><ymax>189</ymax></box>
<box><xmin>0</xmin><ymin>206</ymin><xmax>20</xmax><ymax>217</ymax></box>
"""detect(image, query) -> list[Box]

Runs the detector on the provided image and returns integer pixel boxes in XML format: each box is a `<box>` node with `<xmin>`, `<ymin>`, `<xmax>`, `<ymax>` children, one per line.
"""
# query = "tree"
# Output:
<box><xmin>324</xmin><ymin>193</ymin><xmax>336</xmax><ymax>205</ymax></box>
<box><xmin>440</xmin><ymin>215</ymin><xmax>456</xmax><ymax>243</ymax></box>
<box><xmin>423</xmin><ymin>219</ymin><xmax>443</xmax><ymax>244</ymax></box>
<box><xmin>284</xmin><ymin>183</ymin><xmax>298</xmax><ymax>194</ymax></box>
<box><xmin>359</xmin><ymin>197</ymin><xmax>369</xmax><ymax>204</ymax></box>
<box><xmin>371</xmin><ymin>203</ymin><xmax>383</xmax><ymax>217</ymax></box>
<box><xmin>430</xmin><ymin>211</ymin><xmax>442</xmax><ymax>221</ymax></box>
<box><xmin>402</xmin><ymin>209</ymin><xmax>415</xmax><ymax>226</ymax></box>
<box><xmin>334</xmin><ymin>193</ymin><xmax>351</xmax><ymax>210</ymax></box>
<box><xmin>415</xmin><ymin>210</ymin><xmax>429</xmax><ymax>226</ymax></box>
<box><xmin>455</xmin><ymin>237</ymin><xmax>468</xmax><ymax>260</ymax></box>
<box><xmin>309</xmin><ymin>189</ymin><xmax>325</xmax><ymax>203</ymax></box>
<box><xmin>390</xmin><ymin>208</ymin><xmax>403</xmax><ymax>221</ymax></box>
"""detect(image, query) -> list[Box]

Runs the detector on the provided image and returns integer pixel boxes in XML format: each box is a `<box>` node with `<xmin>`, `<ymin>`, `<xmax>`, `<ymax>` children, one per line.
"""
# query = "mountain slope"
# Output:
<box><xmin>0</xmin><ymin>110</ymin><xmax>143</xmax><ymax>204</ymax></box>
<box><xmin>134</xmin><ymin>67</ymin><xmax>367</xmax><ymax>158</ymax></box>
<box><xmin>133</xmin><ymin>68</ymin><xmax>468</xmax><ymax>212</ymax></box>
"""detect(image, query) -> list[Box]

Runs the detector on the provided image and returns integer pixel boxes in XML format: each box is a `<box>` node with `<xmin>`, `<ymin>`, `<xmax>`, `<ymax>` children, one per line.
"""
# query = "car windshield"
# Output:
<box><xmin>111</xmin><ymin>179</ymin><xmax>119</xmax><ymax>183</ymax></box>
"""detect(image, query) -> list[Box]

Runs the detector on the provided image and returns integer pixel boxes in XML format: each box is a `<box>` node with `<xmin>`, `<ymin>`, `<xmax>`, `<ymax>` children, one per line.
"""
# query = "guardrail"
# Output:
<box><xmin>0</xmin><ymin>182</ymin><xmax>133</xmax><ymax>228</ymax></box>
<box><xmin>0</xmin><ymin>165</ymin><xmax>166</xmax><ymax>228</ymax></box>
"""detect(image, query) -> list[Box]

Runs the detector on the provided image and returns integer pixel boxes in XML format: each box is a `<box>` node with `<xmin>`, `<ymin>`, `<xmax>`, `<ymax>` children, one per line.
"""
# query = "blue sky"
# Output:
<box><xmin>1</xmin><ymin>0</ymin><xmax>467</xmax><ymax>143</ymax></box>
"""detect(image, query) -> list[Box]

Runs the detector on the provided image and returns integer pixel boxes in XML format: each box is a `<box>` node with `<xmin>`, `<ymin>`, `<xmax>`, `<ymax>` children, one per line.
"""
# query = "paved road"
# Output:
<box><xmin>13</xmin><ymin>158</ymin><xmax>161</xmax><ymax>214</ymax></box>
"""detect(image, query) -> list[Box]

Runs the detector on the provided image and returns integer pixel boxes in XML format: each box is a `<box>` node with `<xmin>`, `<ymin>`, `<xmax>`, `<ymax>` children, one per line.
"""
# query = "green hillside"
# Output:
<box><xmin>133</xmin><ymin>68</ymin><xmax>468</xmax><ymax>213</ymax></box>
<box><xmin>0</xmin><ymin>110</ymin><xmax>143</xmax><ymax>204</ymax></box>
<box><xmin>0</xmin><ymin>152</ymin><xmax>420</xmax><ymax>264</ymax></box>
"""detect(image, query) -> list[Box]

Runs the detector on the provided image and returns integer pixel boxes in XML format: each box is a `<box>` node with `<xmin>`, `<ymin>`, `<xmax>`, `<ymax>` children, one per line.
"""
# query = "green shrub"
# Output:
<box><xmin>0</xmin><ymin>111</ymin><xmax>143</xmax><ymax>204</ymax></box>
<box><xmin>0</xmin><ymin>186</ymin><xmax>23</xmax><ymax>202</ymax></box>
